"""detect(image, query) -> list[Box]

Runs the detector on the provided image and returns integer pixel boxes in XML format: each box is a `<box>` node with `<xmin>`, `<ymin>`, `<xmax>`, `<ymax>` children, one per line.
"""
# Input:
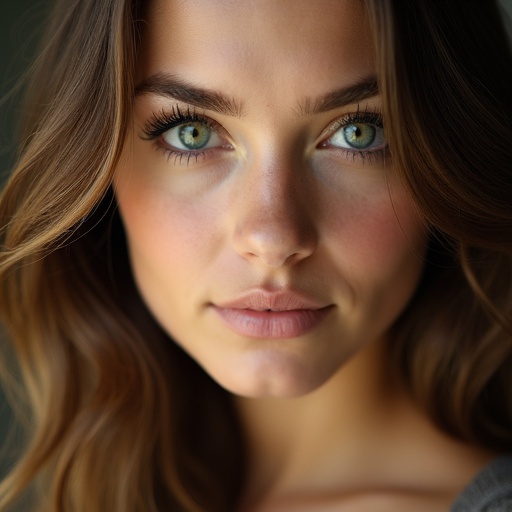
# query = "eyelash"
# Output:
<box><xmin>141</xmin><ymin>105</ymin><xmax>225</xmax><ymax>164</ymax></box>
<box><xmin>141</xmin><ymin>105</ymin><xmax>387</xmax><ymax>165</ymax></box>
<box><xmin>319</xmin><ymin>109</ymin><xmax>387</xmax><ymax>164</ymax></box>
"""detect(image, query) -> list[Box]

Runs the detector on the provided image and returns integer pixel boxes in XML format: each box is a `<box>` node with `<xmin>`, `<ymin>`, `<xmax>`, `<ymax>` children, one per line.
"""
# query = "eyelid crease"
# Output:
<box><xmin>328</xmin><ymin>111</ymin><xmax>383</xmax><ymax>130</ymax></box>
<box><xmin>140</xmin><ymin>105</ymin><xmax>226</xmax><ymax>141</ymax></box>
<box><xmin>317</xmin><ymin>107</ymin><xmax>384</xmax><ymax>144</ymax></box>
<box><xmin>140</xmin><ymin>103</ymin><xmax>387</xmax><ymax>167</ymax></box>
<box><xmin>141</xmin><ymin>103</ymin><xmax>384</xmax><ymax>138</ymax></box>
<box><xmin>140</xmin><ymin>105</ymin><xmax>234</xmax><ymax>167</ymax></box>
<box><xmin>315</xmin><ymin>108</ymin><xmax>387</xmax><ymax>163</ymax></box>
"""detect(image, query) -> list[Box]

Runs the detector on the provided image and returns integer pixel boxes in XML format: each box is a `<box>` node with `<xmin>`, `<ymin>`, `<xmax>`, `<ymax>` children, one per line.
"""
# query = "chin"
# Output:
<box><xmin>207</xmin><ymin>349</ymin><xmax>337</xmax><ymax>398</ymax></box>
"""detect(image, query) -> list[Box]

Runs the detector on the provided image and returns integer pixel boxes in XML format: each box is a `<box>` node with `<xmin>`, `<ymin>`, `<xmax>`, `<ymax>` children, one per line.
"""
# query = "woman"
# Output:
<box><xmin>0</xmin><ymin>0</ymin><xmax>511</xmax><ymax>510</ymax></box>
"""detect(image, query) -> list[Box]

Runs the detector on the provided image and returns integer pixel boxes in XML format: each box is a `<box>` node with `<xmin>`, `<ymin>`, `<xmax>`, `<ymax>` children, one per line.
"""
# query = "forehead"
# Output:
<box><xmin>138</xmin><ymin>0</ymin><xmax>376</xmax><ymax>104</ymax></box>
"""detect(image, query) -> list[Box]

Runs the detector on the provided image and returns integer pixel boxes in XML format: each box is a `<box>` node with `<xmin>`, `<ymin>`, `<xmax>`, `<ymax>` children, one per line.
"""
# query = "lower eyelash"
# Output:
<box><xmin>332</xmin><ymin>147</ymin><xmax>388</xmax><ymax>166</ymax></box>
<box><xmin>141</xmin><ymin>105</ymin><xmax>225</xmax><ymax>166</ymax></box>
<box><xmin>324</xmin><ymin>108</ymin><xmax>387</xmax><ymax>163</ymax></box>
<box><xmin>154</xmin><ymin>144</ymin><xmax>207</xmax><ymax>165</ymax></box>
<box><xmin>143</xmin><ymin>105</ymin><xmax>387</xmax><ymax>166</ymax></box>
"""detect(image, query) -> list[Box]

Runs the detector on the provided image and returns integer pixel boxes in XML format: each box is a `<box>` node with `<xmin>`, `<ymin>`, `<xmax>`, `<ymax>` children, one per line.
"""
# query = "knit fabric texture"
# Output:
<box><xmin>451</xmin><ymin>455</ymin><xmax>512</xmax><ymax>512</ymax></box>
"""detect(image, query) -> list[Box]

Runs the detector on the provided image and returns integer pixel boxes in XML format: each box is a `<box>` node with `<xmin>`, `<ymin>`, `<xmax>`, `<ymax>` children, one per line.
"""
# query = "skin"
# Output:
<box><xmin>116</xmin><ymin>0</ymin><xmax>425</xmax><ymax>399</ymax></box>
<box><xmin>114</xmin><ymin>0</ymin><xmax>495</xmax><ymax>509</ymax></box>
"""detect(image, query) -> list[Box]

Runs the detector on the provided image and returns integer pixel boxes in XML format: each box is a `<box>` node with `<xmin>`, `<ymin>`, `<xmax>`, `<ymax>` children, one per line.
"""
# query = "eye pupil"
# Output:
<box><xmin>343</xmin><ymin>123</ymin><xmax>376</xmax><ymax>149</ymax></box>
<box><xmin>179</xmin><ymin>123</ymin><xmax>211</xmax><ymax>149</ymax></box>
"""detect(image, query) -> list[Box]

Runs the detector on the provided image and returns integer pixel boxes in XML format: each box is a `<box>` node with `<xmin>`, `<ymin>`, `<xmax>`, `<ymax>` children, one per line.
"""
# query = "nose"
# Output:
<box><xmin>231</xmin><ymin>158</ymin><xmax>317</xmax><ymax>268</ymax></box>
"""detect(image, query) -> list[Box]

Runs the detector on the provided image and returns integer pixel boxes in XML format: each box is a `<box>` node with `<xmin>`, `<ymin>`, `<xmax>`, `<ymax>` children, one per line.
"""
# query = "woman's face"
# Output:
<box><xmin>114</xmin><ymin>0</ymin><xmax>427</xmax><ymax>397</ymax></box>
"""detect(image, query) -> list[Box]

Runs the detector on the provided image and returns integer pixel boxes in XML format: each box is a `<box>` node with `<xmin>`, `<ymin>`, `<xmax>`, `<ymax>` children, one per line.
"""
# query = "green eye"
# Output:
<box><xmin>342</xmin><ymin>123</ymin><xmax>376</xmax><ymax>149</ymax></box>
<box><xmin>175</xmin><ymin>122</ymin><xmax>211</xmax><ymax>149</ymax></box>
<box><xmin>326</xmin><ymin>120</ymin><xmax>385</xmax><ymax>152</ymax></box>
<box><xmin>163</xmin><ymin>122</ymin><xmax>221</xmax><ymax>151</ymax></box>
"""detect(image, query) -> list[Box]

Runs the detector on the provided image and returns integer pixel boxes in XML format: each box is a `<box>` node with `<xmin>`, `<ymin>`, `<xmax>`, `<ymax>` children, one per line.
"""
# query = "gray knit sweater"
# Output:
<box><xmin>451</xmin><ymin>456</ymin><xmax>512</xmax><ymax>511</ymax></box>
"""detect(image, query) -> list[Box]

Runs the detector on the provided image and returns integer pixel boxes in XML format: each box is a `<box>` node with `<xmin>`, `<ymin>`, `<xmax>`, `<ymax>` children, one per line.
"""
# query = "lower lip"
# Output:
<box><xmin>213</xmin><ymin>306</ymin><xmax>332</xmax><ymax>339</ymax></box>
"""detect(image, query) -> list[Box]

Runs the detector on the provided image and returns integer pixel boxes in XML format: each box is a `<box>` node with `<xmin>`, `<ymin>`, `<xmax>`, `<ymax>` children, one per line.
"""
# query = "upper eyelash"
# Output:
<box><xmin>141</xmin><ymin>105</ymin><xmax>218</xmax><ymax>140</ymax></box>
<box><xmin>328</xmin><ymin>108</ymin><xmax>384</xmax><ymax>132</ymax></box>
<box><xmin>142</xmin><ymin>104</ymin><xmax>384</xmax><ymax>140</ymax></box>
<box><xmin>142</xmin><ymin>105</ymin><xmax>384</xmax><ymax>139</ymax></box>
<box><xmin>140</xmin><ymin>105</ymin><xmax>386</xmax><ymax>167</ymax></box>
<box><xmin>319</xmin><ymin>108</ymin><xmax>387</xmax><ymax>163</ymax></box>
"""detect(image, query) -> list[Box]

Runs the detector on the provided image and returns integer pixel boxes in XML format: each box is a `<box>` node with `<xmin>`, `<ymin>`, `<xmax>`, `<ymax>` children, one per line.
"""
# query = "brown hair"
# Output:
<box><xmin>0</xmin><ymin>0</ymin><xmax>511</xmax><ymax>510</ymax></box>
<box><xmin>365</xmin><ymin>0</ymin><xmax>512</xmax><ymax>448</ymax></box>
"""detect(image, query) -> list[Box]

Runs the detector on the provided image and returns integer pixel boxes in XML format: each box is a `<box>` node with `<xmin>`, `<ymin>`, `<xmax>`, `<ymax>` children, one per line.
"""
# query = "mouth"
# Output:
<box><xmin>211</xmin><ymin>289</ymin><xmax>334</xmax><ymax>339</ymax></box>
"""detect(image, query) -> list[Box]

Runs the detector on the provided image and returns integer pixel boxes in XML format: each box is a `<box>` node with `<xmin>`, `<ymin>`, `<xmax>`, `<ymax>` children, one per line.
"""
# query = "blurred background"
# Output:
<box><xmin>0</xmin><ymin>0</ymin><xmax>50</xmax><ymax>487</ymax></box>
<box><xmin>0</xmin><ymin>1</ymin><xmax>50</xmax><ymax>180</ymax></box>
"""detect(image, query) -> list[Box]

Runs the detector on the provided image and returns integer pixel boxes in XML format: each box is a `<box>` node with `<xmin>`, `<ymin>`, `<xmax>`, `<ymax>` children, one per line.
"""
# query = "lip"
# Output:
<box><xmin>211</xmin><ymin>290</ymin><xmax>333</xmax><ymax>339</ymax></box>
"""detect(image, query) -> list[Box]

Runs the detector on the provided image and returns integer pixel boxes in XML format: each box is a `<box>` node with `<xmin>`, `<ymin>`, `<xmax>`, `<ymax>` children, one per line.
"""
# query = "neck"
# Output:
<box><xmin>234</xmin><ymin>337</ymin><xmax>494</xmax><ymax>509</ymax></box>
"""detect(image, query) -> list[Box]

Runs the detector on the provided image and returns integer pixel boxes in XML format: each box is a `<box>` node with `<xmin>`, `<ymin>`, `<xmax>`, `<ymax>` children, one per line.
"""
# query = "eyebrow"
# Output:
<box><xmin>135</xmin><ymin>72</ymin><xmax>379</xmax><ymax>118</ymax></box>
<box><xmin>297</xmin><ymin>76</ymin><xmax>379</xmax><ymax>117</ymax></box>
<box><xmin>135</xmin><ymin>72</ymin><xmax>244</xmax><ymax>118</ymax></box>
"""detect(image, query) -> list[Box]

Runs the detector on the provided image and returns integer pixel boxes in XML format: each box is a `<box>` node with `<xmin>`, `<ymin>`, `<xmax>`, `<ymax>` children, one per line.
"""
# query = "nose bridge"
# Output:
<box><xmin>231</xmin><ymin>153</ymin><xmax>316</xmax><ymax>267</ymax></box>
<box><xmin>252</xmin><ymin>158</ymin><xmax>296</xmax><ymax>218</ymax></box>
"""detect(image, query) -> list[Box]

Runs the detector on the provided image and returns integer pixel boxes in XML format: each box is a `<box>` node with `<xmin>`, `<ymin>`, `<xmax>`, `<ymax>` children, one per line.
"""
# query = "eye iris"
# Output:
<box><xmin>343</xmin><ymin>123</ymin><xmax>376</xmax><ymax>149</ymax></box>
<box><xmin>179</xmin><ymin>123</ymin><xmax>211</xmax><ymax>149</ymax></box>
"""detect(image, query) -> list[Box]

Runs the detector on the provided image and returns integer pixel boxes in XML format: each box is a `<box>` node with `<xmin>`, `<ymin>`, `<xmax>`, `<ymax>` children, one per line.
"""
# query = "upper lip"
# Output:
<box><xmin>214</xmin><ymin>289</ymin><xmax>329</xmax><ymax>312</ymax></box>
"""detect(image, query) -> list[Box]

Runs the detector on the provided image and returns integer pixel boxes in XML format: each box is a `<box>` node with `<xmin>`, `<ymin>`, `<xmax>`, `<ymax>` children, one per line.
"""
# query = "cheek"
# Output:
<box><xmin>323</xmin><ymin>181</ymin><xmax>427</xmax><ymax>306</ymax></box>
<box><xmin>113</xmin><ymin>167</ymin><xmax>224</xmax><ymax>305</ymax></box>
<box><xmin>348</xmin><ymin>202</ymin><xmax>422</xmax><ymax>269</ymax></box>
